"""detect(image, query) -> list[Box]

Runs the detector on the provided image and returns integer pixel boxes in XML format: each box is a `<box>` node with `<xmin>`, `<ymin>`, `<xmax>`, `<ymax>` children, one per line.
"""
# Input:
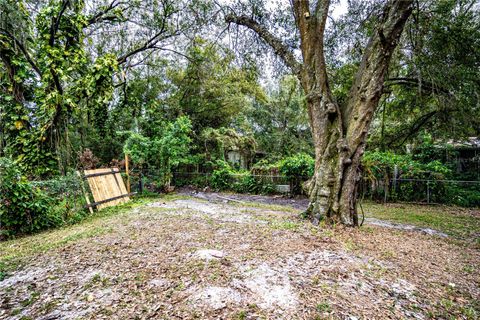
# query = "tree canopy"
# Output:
<box><xmin>0</xmin><ymin>0</ymin><xmax>477</xmax><ymax>211</ymax></box>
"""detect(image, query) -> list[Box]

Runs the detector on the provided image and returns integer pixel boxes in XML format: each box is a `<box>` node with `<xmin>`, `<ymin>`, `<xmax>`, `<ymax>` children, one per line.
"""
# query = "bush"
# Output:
<box><xmin>278</xmin><ymin>153</ymin><xmax>314</xmax><ymax>178</ymax></box>
<box><xmin>78</xmin><ymin>149</ymin><xmax>99</xmax><ymax>169</ymax></box>
<box><xmin>210</xmin><ymin>160</ymin><xmax>236</xmax><ymax>190</ymax></box>
<box><xmin>0</xmin><ymin>158</ymin><xmax>61</xmax><ymax>238</ymax></box>
<box><xmin>278</xmin><ymin>154</ymin><xmax>314</xmax><ymax>194</ymax></box>
<box><xmin>123</xmin><ymin>116</ymin><xmax>192</xmax><ymax>189</ymax></box>
<box><xmin>362</xmin><ymin>151</ymin><xmax>451</xmax><ymax>181</ymax></box>
<box><xmin>360</xmin><ymin>151</ymin><xmax>480</xmax><ymax>206</ymax></box>
<box><xmin>251</xmin><ymin>159</ymin><xmax>280</xmax><ymax>176</ymax></box>
<box><xmin>233</xmin><ymin>174</ymin><xmax>277</xmax><ymax>195</ymax></box>
<box><xmin>209</xmin><ymin>161</ymin><xmax>277</xmax><ymax>194</ymax></box>
<box><xmin>445</xmin><ymin>184</ymin><xmax>480</xmax><ymax>207</ymax></box>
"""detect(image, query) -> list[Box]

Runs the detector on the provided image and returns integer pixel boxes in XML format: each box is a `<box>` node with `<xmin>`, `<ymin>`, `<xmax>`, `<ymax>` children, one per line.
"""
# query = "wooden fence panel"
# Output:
<box><xmin>84</xmin><ymin>168</ymin><xmax>130</xmax><ymax>210</ymax></box>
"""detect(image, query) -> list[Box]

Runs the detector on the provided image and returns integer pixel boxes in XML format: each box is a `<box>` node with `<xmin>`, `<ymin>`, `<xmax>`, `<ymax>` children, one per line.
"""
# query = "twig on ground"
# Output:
<box><xmin>216</xmin><ymin>195</ymin><xmax>245</xmax><ymax>204</ymax></box>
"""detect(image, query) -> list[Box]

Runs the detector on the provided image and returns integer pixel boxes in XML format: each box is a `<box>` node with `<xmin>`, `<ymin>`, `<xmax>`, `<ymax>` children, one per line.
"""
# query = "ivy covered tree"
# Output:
<box><xmin>0</xmin><ymin>0</ymin><xmax>204</xmax><ymax>175</ymax></box>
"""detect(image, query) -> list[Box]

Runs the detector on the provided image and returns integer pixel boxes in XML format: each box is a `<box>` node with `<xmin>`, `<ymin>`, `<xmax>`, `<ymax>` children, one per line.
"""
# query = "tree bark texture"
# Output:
<box><xmin>229</xmin><ymin>0</ymin><xmax>413</xmax><ymax>225</ymax></box>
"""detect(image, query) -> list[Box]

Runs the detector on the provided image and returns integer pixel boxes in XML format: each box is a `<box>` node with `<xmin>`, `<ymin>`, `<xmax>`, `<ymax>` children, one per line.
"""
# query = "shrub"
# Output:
<box><xmin>361</xmin><ymin>151</ymin><xmax>471</xmax><ymax>205</ymax></box>
<box><xmin>78</xmin><ymin>149</ymin><xmax>99</xmax><ymax>169</ymax></box>
<box><xmin>278</xmin><ymin>154</ymin><xmax>314</xmax><ymax>194</ymax></box>
<box><xmin>445</xmin><ymin>184</ymin><xmax>480</xmax><ymax>207</ymax></box>
<box><xmin>0</xmin><ymin>158</ymin><xmax>61</xmax><ymax>238</ymax></box>
<box><xmin>123</xmin><ymin>116</ymin><xmax>192</xmax><ymax>190</ymax></box>
<box><xmin>362</xmin><ymin>151</ymin><xmax>451</xmax><ymax>181</ymax></box>
<box><xmin>232</xmin><ymin>173</ymin><xmax>275</xmax><ymax>194</ymax></box>
<box><xmin>209</xmin><ymin>161</ymin><xmax>277</xmax><ymax>194</ymax></box>
<box><xmin>210</xmin><ymin>160</ymin><xmax>236</xmax><ymax>190</ymax></box>
<box><xmin>251</xmin><ymin>159</ymin><xmax>280</xmax><ymax>176</ymax></box>
<box><xmin>278</xmin><ymin>153</ymin><xmax>315</xmax><ymax>178</ymax></box>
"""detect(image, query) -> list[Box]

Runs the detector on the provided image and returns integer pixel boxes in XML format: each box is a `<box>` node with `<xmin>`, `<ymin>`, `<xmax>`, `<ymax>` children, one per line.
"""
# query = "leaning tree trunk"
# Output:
<box><xmin>226</xmin><ymin>0</ymin><xmax>413</xmax><ymax>226</ymax></box>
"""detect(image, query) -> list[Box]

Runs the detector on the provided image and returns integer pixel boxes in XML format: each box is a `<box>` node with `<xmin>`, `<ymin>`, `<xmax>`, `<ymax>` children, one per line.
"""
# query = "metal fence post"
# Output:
<box><xmin>393</xmin><ymin>165</ymin><xmax>398</xmax><ymax>195</ymax></box>
<box><xmin>427</xmin><ymin>182</ymin><xmax>430</xmax><ymax>204</ymax></box>
<box><xmin>384</xmin><ymin>184</ymin><xmax>388</xmax><ymax>204</ymax></box>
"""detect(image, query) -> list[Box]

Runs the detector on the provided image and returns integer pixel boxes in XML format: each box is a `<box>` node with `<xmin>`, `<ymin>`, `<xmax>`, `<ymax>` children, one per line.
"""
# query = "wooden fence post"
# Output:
<box><xmin>125</xmin><ymin>153</ymin><xmax>130</xmax><ymax>193</ymax></box>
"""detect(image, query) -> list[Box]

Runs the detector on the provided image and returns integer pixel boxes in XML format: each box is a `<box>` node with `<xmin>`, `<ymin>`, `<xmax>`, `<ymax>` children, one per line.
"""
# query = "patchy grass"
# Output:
<box><xmin>363</xmin><ymin>202</ymin><xmax>480</xmax><ymax>241</ymax></box>
<box><xmin>0</xmin><ymin>196</ymin><xmax>162</xmax><ymax>273</ymax></box>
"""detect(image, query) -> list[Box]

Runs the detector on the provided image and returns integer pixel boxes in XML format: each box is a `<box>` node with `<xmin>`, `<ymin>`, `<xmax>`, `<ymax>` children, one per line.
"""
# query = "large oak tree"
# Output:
<box><xmin>226</xmin><ymin>0</ymin><xmax>413</xmax><ymax>225</ymax></box>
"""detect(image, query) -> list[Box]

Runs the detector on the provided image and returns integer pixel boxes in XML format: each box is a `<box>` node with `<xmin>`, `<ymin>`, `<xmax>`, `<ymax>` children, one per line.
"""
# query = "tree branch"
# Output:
<box><xmin>117</xmin><ymin>1</ymin><xmax>178</xmax><ymax>65</ymax></box>
<box><xmin>290</xmin><ymin>0</ymin><xmax>311</xmax><ymax>63</ymax></box>
<box><xmin>87</xmin><ymin>0</ymin><xmax>127</xmax><ymax>25</ymax></box>
<box><xmin>225</xmin><ymin>14</ymin><xmax>302</xmax><ymax>75</ymax></box>
<box><xmin>313</xmin><ymin>0</ymin><xmax>330</xmax><ymax>35</ymax></box>
<box><xmin>291</xmin><ymin>0</ymin><xmax>331</xmax><ymax>95</ymax></box>
<box><xmin>344</xmin><ymin>0</ymin><xmax>413</xmax><ymax>145</ymax></box>
<box><xmin>46</xmin><ymin>0</ymin><xmax>70</xmax><ymax>94</ymax></box>
<box><xmin>385</xmin><ymin>77</ymin><xmax>452</xmax><ymax>96</ymax></box>
<box><xmin>386</xmin><ymin>110</ymin><xmax>438</xmax><ymax>148</ymax></box>
<box><xmin>152</xmin><ymin>47</ymin><xmax>194</xmax><ymax>62</ymax></box>
<box><xmin>0</xmin><ymin>28</ymin><xmax>42</xmax><ymax>78</ymax></box>
<box><xmin>50</xmin><ymin>0</ymin><xmax>69</xmax><ymax>46</ymax></box>
<box><xmin>117</xmin><ymin>32</ymin><xmax>176</xmax><ymax>65</ymax></box>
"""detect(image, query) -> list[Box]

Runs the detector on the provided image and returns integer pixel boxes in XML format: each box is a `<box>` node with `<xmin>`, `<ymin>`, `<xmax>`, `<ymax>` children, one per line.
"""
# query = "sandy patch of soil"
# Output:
<box><xmin>365</xmin><ymin>217</ymin><xmax>449</xmax><ymax>237</ymax></box>
<box><xmin>180</xmin><ymin>189</ymin><xmax>458</xmax><ymax>238</ymax></box>
<box><xmin>1</xmin><ymin>197</ymin><xmax>479</xmax><ymax>319</ymax></box>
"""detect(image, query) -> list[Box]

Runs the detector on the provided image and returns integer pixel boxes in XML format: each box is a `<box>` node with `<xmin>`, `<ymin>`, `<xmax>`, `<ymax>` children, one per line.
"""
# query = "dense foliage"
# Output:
<box><xmin>2</xmin><ymin>0</ymin><xmax>477</xmax><ymax>175</ymax></box>
<box><xmin>0</xmin><ymin>156</ymin><xmax>97</xmax><ymax>237</ymax></box>
<box><xmin>362</xmin><ymin>151</ymin><xmax>451</xmax><ymax>182</ymax></box>
<box><xmin>123</xmin><ymin>116</ymin><xmax>192</xmax><ymax>189</ymax></box>
<box><xmin>363</xmin><ymin>151</ymin><xmax>480</xmax><ymax>207</ymax></box>
<box><xmin>0</xmin><ymin>0</ymin><xmax>479</xmax><ymax>236</ymax></box>
<box><xmin>0</xmin><ymin>158</ymin><xmax>59</xmax><ymax>237</ymax></box>
<box><xmin>209</xmin><ymin>160</ymin><xmax>277</xmax><ymax>194</ymax></box>
<box><xmin>248</xmin><ymin>76</ymin><xmax>312</xmax><ymax>158</ymax></box>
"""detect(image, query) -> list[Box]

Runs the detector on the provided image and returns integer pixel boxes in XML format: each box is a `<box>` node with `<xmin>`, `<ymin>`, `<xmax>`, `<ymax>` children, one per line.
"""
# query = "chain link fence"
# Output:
<box><xmin>30</xmin><ymin>173</ymin><xmax>89</xmax><ymax>215</ymax></box>
<box><xmin>117</xmin><ymin>168</ymin><xmax>480</xmax><ymax>207</ymax></box>
<box><xmin>172</xmin><ymin>171</ymin><xmax>309</xmax><ymax>194</ymax></box>
<box><xmin>360</xmin><ymin>178</ymin><xmax>480</xmax><ymax>207</ymax></box>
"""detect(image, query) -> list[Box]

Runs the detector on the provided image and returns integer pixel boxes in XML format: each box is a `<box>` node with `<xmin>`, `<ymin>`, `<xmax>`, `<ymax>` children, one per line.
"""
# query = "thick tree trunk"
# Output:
<box><xmin>304</xmin><ymin>97</ymin><xmax>365</xmax><ymax>226</ymax></box>
<box><xmin>302</xmin><ymin>0</ymin><xmax>413</xmax><ymax>226</ymax></box>
<box><xmin>226</xmin><ymin>0</ymin><xmax>413</xmax><ymax>226</ymax></box>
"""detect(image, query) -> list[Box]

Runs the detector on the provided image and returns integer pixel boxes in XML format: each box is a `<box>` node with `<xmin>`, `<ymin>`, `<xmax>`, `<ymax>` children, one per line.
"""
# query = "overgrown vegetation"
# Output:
<box><xmin>0</xmin><ymin>0</ymin><xmax>478</xmax><ymax>236</ymax></box>
<box><xmin>0</xmin><ymin>158</ymin><xmax>56</xmax><ymax>238</ymax></box>
<box><xmin>0</xmin><ymin>158</ymin><xmax>88</xmax><ymax>239</ymax></box>
<box><xmin>173</xmin><ymin>154</ymin><xmax>315</xmax><ymax>196</ymax></box>
<box><xmin>123</xmin><ymin>116</ymin><xmax>193</xmax><ymax>190</ymax></box>
<box><xmin>363</xmin><ymin>150</ymin><xmax>480</xmax><ymax>207</ymax></box>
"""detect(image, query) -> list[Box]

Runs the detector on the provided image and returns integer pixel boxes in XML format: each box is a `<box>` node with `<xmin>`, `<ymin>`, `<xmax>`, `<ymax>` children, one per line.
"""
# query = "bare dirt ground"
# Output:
<box><xmin>1</xmin><ymin>194</ymin><xmax>479</xmax><ymax>319</ymax></box>
<box><xmin>180</xmin><ymin>189</ymin><xmax>452</xmax><ymax>237</ymax></box>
